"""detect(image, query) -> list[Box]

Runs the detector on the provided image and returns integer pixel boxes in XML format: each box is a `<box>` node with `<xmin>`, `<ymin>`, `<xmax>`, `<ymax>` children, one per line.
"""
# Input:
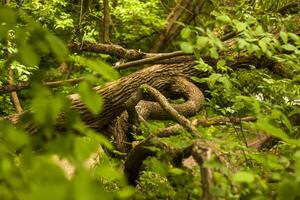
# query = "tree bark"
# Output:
<box><xmin>150</xmin><ymin>0</ymin><xmax>206</xmax><ymax>52</ymax></box>
<box><xmin>3</xmin><ymin>55</ymin><xmax>275</xmax><ymax>135</ymax></box>
<box><xmin>101</xmin><ymin>0</ymin><xmax>110</xmax><ymax>43</ymax></box>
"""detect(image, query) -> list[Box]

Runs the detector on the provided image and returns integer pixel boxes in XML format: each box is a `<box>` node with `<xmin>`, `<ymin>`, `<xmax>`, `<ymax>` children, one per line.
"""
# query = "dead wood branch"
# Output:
<box><xmin>101</xmin><ymin>0</ymin><xmax>111</xmax><ymax>43</ymax></box>
<box><xmin>108</xmin><ymin>76</ymin><xmax>204</xmax><ymax>153</ymax></box>
<box><xmin>124</xmin><ymin>135</ymin><xmax>193</xmax><ymax>185</ymax></box>
<box><xmin>150</xmin><ymin>0</ymin><xmax>206</xmax><ymax>52</ymax></box>
<box><xmin>114</xmin><ymin>51</ymin><xmax>189</xmax><ymax>70</ymax></box>
<box><xmin>157</xmin><ymin>116</ymin><xmax>257</xmax><ymax>137</ymax></box>
<box><xmin>136</xmin><ymin>76</ymin><xmax>205</xmax><ymax>120</ymax></box>
<box><xmin>138</xmin><ymin>84</ymin><xmax>201</xmax><ymax>137</ymax></box>
<box><xmin>69</xmin><ymin>42</ymin><xmax>146</xmax><ymax>60</ymax></box>
<box><xmin>8</xmin><ymin>69</ymin><xmax>23</xmax><ymax>113</ymax></box>
<box><xmin>124</xmin><ymin>136</ymin><xmax>219</xmax><ymax>190</ymax></box>
<box><xmin>107</xmin><ymin>111</ymin><xmax>130</xmax><ymax>154</ymax></box>
<box><xmin>192</xmin><ymin>140</ymin><xmax>215</xmax><ymax>200</ymax></box>
<box><xmin>0</xmin><ymin>77</ymin><xmax>84</xmax><ymax>94</ymax></box>
<box><xmin>277</xmin><ymin>2</ymin><xmax>300</xmax><ymax>14</ymax></box>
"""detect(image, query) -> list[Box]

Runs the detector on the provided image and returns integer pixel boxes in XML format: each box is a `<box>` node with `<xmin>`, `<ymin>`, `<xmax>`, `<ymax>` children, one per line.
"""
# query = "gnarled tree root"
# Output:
<box><xmin>124</xmin><ymin>135</ymin><xmax>216</xmax><ymax>200</ymax></box>
<box><xmin>107</xmin><ymin>76</ymin><xmax>204</xmax><ymax>153</ymax></box>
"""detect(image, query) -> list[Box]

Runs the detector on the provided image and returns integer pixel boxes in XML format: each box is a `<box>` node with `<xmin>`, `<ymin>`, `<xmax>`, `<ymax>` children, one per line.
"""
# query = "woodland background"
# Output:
<box><xmin>0</xmin><ymin>0</ymin><xmax>300</xmax><ymax>199</ymax></box>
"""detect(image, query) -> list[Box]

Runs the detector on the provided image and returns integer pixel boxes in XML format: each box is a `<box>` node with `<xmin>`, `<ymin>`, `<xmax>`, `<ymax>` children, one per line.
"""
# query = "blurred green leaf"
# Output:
<box><xmin>216</xmin><ymin>15</ymin><xmax>231</xmax><ymax>23</ymax></box>
<box><xmin>116</xmin><ymin>187</ymin><xmax>135</xmax><ymax>199</ymax></box>
<box><xmin>258</xmin><ymin>39</ymin><xmax>267</xmax><ymax>53</ymax></box>
<box><xmin>209</xmin><ymin>47</ymin><xmax>219</xmax><ymax>59</ymax></box>
<box><xmin>280</xmin><ymin>32</ymin><xmax>288</xmax><ymax>44</ymax></box>
<box><xmin>45</xmin><ymin>34</ymin><xmax>69</xmax><ymax>61</ymax></box>
<box><xmin>277</xmin><ymin>180</ymin><xmax>297</xmax><ymax>200</ymax></box>
<box><xmin>282</xmin><ymin>44</ymin><xmax>297</xmax><ymax>51</ymax></box>
<box><xmin>196</xmin><ymin>36</ymin><xmax>209</xmax><ymax>48</ymax></box>
<box><xmin>18</xmin><ymin>43</ymin><xmax>39</xmax><ymax>67</ymax></box>
<box><xmin>0</xmin><ymin>7</ymin><xmax>17</xmax><ymax>25</ymax></box>
<box><xmin>181</xmin><ymin>27</ymin><xmax>191</xmax><ymax>39</ymax></box>
<box><xmin>77</xmin><ymin>82</ymin><xmax>103</xmax><ymax>115</ymax></box>
<box><xmin>73</xmin><ymin>136</ymin><xmax>99</xmax><ymax>161</ymax></box>
<box><xmin>74</xmin><ymin>56</ymin><xmax>119</xmax><ymax>81</ymax></box>
<box><xmin>0</xmin><ymin>121</ymin><xmax>29</xmax><ymax>150</ymax></box>
<box><xmin>179</xmin><ymin>42</ymin><xmax>194</xmax><ymax>53</ymax></box>
<box><xmin>233</xmin><ymin>171</ymin><xmax>255</xmax><ymax>184</ymax></box>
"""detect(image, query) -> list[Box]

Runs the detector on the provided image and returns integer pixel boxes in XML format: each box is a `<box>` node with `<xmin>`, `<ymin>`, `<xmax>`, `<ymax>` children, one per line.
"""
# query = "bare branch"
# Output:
<box><xmin>69</xmin><ymin>42</ymin><xmax>146</xmax><ymax>60</ymax></box>
<box><xmin>150</xmin><ymin>0</ymin><xmax>206</xmax><ymax>52</ymax></box>
<box><xmin>157</xmin><ymin>116</ymin><xmax>257</xmax><ymax>137</ymax></box>
<box><xmin>101</xmin><ymin>0</ymin><xmax>111</xmax><ymax>43</ymax></box>
<box><xmin>192</xmin><ymin>140</ymin><xmax>215</xmax><ymax>200</ymax></box>
<box><xmin>114</xmin><ymin>51</ymin><xmax>189</xmax><ymax>70</ymax></box>
<box><xmin>278</xmin><ymin>2</ymin><xmax>300</xmax><ymax>14</ymax></box>
<box><xmin>8</xmin><ymin>68</ymin><xmax>23</xmax><ymax>113</ymax></box>
<box><xmin>0</xmin><ymin>77</ymin><xmax>84</xmax><ymax>94</ymax></box>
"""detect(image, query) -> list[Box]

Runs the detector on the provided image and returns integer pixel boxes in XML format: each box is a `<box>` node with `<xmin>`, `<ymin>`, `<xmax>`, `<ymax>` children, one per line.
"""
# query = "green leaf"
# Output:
<box><xmin>256</xmin><ymin>118</ymin><xmax>287</xmax><ymax>139</ymax></box>
<box><xmin>0</xmin><ymin>121</ymin><xmax>29</xmax><ymax>150</ymax></box>
<box><xmin>294</xmin><ymin>151</ymin><xmax>300</xmax><ymax>182</ymax></box>
<box><xmin>19</xmin><ymin>43</ymin><xmax>39</xmax><ymax>67</ymax></box>
<box><xmin>194</xmin><ymin>58</ymin><xmax>213</xmax><ymax>72</ymax></box>
<box><xmin>77</xmin><ymin>82</ymin><xmax>103</xmax><ymax>115</ymax></box>
<box><xmin>74</xmin><ymin>56</ymin><xmax>119</xmax><ymax>81</ymax></box>
<box><xmin>288</xmin><ymin>33</ymin><xmax>299</xmax><ymax>42</ymax></box>
<box><xmin>233</xmin><ymin>20</ymin><xmax>247</xmax><ymax>32</ymax></box>
<box><xmin>208</xmin><ymin>73</ymin><xmax>222</xmax><ymax>87</ymax></box>
<box><xmin>258</xmin><ymin>39</ymin><xmax>267</xmax><ymax>53</ymax></box>
<box><xmin>282</xmin><ymin>44</ymin><xmax>297</xmax><ymax>51</ymax></box>
<box><xmin>277</xmin><ymin>180</ymin><xmax>297</xmax><ymax>200</ymax></box>
<box><xmin>73</xmin><ymin>136</ymin><xmax>99</xmax><ymax>161</ymax></box>
<box><xmin>216</xmin><ymin>15</ymin><xmax>231</xmax><ymax>23</ymax></box>
<box><xmin>45</xmin><ymin>34</ymin><xmax>69</xmax><ymax>61</ymax></box>
<box><xmin>271</xmin><ymin>109</ymin><xmax>292</xmax><ymax>133</ymax></box>
<box><xmin>181</xmin><ymin>27</ymin><xmax>191</xmax><ymax>39</ymax></box>
<box><xmin>169</xmin><ymin>167</ymin><xmax>184</xmax><ymax>175</ymax></box>
<box><xmin>196</xmin><ymin>36</ymin><xmax>209</xmax><ymax>48</ymax></box>
<box><xmin>191</xmin><ymin>76</ymin><xmax>207</xmax><ymax>83</ymax></box>
<box><xmin>92</xmin><ymin>164</ymin><xmax>123</xmax><ymax>182</ymax></box>
<box><xmin>233</xmin><ymin>171</ymin><xmax>255</xmax><ymax>183</ymax></box>
<box><xmin>219</xmin><ymin>76</ymin><xmax>232</xmax><ymax>90</ymax></box>
<box><xmin>209</xmin><ymin>47</ymin><xmax>219</xmax><ymax>59</ymax></box>
<box><xmin>255</xmin><ymin>25</ymin><xmax>264</xmax><ymax>35</ymax></box>
<box><xmin>0</xmin><ymin>24</ymin><xmax>9</xmax><ymax>41</ymax></box>
<box><xmin>0</xmin><ymin>7</ymin><xmax>17</xmax><ymax>25</ymax></box>
<box><xmin>31</xmin><ymin>85</ymin><xmax>68</xmax><ymax>125</ymax></box>
<box><xmin>85</xmin><ymin>129</ymin><xmax>113</xmax><ymax>150</ymax></box>
<box><xmin>179</xmin><ymin>42</ymin><xmax>194</xmax><ymax>53</ymax></box>
<box><xmin>211</xmin><ymin>10</ymin><xmax>221</xmax><ymax>17</ymax></box>
<box><xmin>116</xmin><ymin>187</ymin><xmax>135</xmax><ymax>199</ymax></box>
<box><xmin>280</xmin><ymin>31</ymin><xmax>288</xmax><ymax>44</ymax></box>
<box><xmin>217</xmin><ymin>60</ymin><xmax>226</xmax><ymax>68</ymax></box>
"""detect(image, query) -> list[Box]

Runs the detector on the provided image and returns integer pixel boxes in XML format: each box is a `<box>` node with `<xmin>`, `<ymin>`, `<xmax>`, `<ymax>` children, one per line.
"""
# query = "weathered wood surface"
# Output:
<box><xmin>3</xmin><ymin>55</ymin><xmax>275</xmax><ymax>134</ymax></box>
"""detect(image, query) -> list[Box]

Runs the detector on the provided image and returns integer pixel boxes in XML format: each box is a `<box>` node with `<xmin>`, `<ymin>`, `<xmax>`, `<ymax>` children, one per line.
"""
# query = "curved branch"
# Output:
<box><xmin>124</xmin><ymin>135</ymin><xmax>193</xmax><ymax>185</ymax></box>
<box><xmin>127</xmin><ymin>80</ymin><xmax>204</xmax><ymax>137</ymax></box>
<box><xmin>69</xmin><ymin>42</ymin><xmax>146</xmax><ymax>60</ymax></box>
<box><xmin>278</xmin><ymin>2</ymin><xmax>300</xmax><ymax>14</ymax></box>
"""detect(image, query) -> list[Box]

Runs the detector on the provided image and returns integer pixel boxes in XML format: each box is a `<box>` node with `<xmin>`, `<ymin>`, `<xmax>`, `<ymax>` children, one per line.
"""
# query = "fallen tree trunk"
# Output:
<box><xmin>4</xmin><ymin>55</ymin><xmax>275</xmax><ymax>135</ymax></box>
<box><xmin>68</xmin><ymin>55</ymin><xmax>275</xmax><ymax>133</ymax></box>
